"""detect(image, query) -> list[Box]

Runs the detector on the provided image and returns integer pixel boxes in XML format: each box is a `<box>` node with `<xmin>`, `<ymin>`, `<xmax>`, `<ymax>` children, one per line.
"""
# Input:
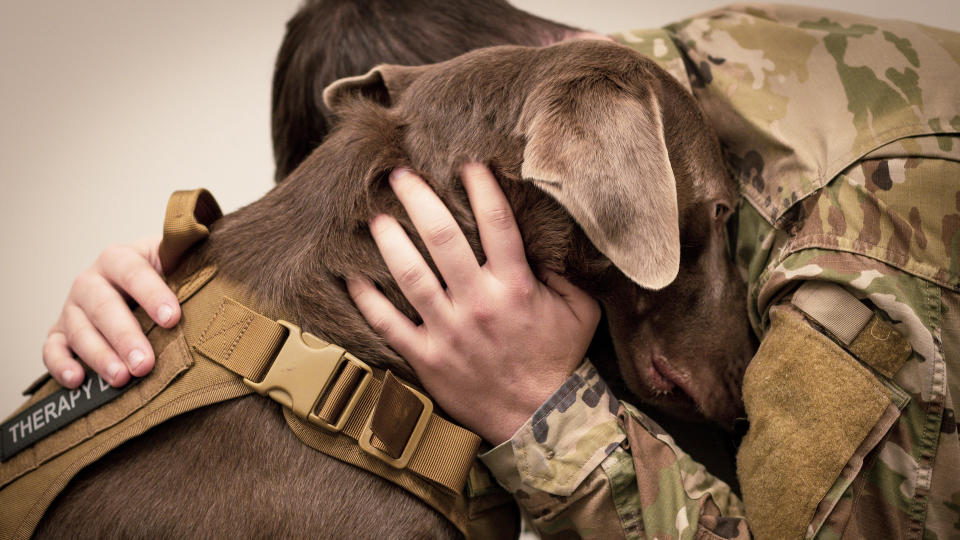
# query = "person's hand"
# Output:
<box><xmin>347</xmin><ymin>164</ymin><xmax>600</xmax><ymax>444</ymax></box>
<box><xmin>43</xmin><ymin>236</ymin><xmax>180</xmax><ymax>388</ymax></box>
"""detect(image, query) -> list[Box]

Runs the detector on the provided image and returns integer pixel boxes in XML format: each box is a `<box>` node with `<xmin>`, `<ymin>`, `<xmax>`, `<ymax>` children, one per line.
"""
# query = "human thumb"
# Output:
<box><xmin>540</xmin><ymin>270</ymin><xmax>601</xmax><ymax>325</ymax></box>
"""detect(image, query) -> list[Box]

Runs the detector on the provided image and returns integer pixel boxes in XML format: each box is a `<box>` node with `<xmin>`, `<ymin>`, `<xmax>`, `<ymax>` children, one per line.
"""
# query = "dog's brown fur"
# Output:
<box><xmin>37</xmin><ymin>39</ymin><xmax>754</xmax><ymax>536</ymax></box>
<box><xmin>39</xmin><ymin>397</ymin><xmax>460</xmax><ymax>538</ymax></box>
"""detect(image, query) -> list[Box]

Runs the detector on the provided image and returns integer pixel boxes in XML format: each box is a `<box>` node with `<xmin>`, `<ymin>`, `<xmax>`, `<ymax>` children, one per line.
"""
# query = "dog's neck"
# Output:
<box><xmin>195</xmin><ymin>121</ymin><xmax>416</xmax><ymax>380</ymax></box>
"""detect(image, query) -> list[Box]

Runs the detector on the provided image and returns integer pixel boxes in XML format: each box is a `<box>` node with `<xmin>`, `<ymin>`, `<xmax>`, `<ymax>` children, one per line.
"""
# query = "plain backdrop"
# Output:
<box><xmin>1</xmin><ymin>1</ymin><xmax>957</xmax><ymax>416</ymax></box>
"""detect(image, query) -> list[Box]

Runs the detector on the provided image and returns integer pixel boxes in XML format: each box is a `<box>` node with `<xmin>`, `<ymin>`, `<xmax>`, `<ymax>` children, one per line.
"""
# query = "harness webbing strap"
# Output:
<box><xmin>299</xmin><ymin>371</ymin><xmax>481</xmax><ymax>493</ymax></box>
<box><xmin>317</xmin><ymin>362</ymin><xmax>366</xmax><ymax>423</ymax></box>
<box><xmin>195</xmin><ymin>298</ymin><xmax>287</xmax><ymax>383</ymax></box>
<box><xmin>192</xmin><ymin>297</ymin><xmax>482</xmax><ymax>494</ymax></box>
<box><xmin>158</xmin><ymin>189</ymin><xmax>222</xmax><ymax>274</ymax></box>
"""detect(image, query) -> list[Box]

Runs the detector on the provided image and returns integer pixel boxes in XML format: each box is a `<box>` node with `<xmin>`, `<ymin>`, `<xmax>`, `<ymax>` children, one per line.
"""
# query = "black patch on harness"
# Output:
<box><xmin>1</xmin><ymin>372</ymin><xmax>137</xmax><ymax>461</ymax></box>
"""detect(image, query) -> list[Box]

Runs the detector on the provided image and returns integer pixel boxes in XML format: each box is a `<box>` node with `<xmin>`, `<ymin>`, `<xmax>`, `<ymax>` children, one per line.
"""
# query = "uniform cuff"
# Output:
<box><xmin>479</xmin><ymin>360</ymin><xmax>625</xmax><ymax>496</ymax></box>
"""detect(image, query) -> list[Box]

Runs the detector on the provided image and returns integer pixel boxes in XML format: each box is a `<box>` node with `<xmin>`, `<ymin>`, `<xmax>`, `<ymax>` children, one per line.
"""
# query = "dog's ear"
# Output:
<box><xmin>519</xmin><ymin>78</ymin><xmax>680</xmax><ymax>290</ymax></box>
<box><xmin>323</xmin><ymin>64</ymin><xmax>426</xmax><ymax>111</ymax></box>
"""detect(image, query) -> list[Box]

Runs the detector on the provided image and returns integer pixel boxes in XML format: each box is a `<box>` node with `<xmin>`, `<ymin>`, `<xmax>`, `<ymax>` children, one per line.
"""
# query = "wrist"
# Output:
<box><xmin>481</xmin><ymin>372</ymin><xmax>576</xmax><ymax>444</ymax></box>
<box><xmin>479</xmin><ymin>359</ymin><xmax>626</xmax><ymax>496</ymax></box>
<box><xmin>483</xmin><ymin>408</ymin><xmax>538</xmax><ymax>445</ymax></box>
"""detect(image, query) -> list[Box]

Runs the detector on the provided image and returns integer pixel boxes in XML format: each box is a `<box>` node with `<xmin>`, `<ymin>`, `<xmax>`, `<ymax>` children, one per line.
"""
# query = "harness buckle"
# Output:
<box><xmin>358</xmin><ymin>380</ymin><xmax>433</xmax><ymax>469</ymax></box>
<box><xmin>244</xmin><ymin>320</ymin><xmax>372</xmax><ymax>432</ymax></box>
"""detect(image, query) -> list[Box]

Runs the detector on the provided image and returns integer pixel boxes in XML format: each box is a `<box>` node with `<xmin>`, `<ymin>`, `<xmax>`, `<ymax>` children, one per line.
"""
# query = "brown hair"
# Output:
<box><xmin>271</xmin><ymin>0</ymin><xmax>579</xmax><ymax>181</ymax></box>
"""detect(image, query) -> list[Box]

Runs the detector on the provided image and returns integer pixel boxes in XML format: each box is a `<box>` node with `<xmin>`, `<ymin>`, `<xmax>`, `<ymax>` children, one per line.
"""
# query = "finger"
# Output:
<box><xmin>369</xmin><ymin>214</ymin><xmax>452</xmax><ymax>324</ymax></box>
<box><xmin>72</xmin><ymin>273</ymin><xmax>155</xmax><ymax>377</ymax></box>
<box><xmin>345</xmin><ymin>276</ymin><xmax>426</xmax><ymax>366</ymax></box>
<box><xmin>541</xmin><ymin>271</ymin><xmax>602</xmax><ymax>325</ymax></box>
<box><xmin>95</xmin><ymin>245</ymin><xmax>180</xmax><ymax>328</ymax></box>
<box><xmin>389</xmin><ymin>169</ymin><xmax>480</xmax><ymax>294</ymax></box>
<box><xmin>43</xmin><ymin>330</ymin><xmax>85</xmax><ymax>388</ymax></box>
<box><xmin>62</xmin><ymin>304</ymin><xmax>130</xmax><ymax>387</ymax></box>
<box><xmin>460</xmin><ymin>163</ymin><xmax>528</xmax><ymax>276</ymax></box>
<box><xmin>131</xmin><ymin>235</ymin><xmax>165</xmax><ymax>273</ymax></box>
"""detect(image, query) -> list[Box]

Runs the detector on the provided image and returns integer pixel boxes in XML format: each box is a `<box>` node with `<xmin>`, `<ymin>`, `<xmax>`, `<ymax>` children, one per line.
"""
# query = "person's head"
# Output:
<box><xmin>271</xmin><ymin>0</ymin><xmax>581</xmax><ymax>181</ymax></box>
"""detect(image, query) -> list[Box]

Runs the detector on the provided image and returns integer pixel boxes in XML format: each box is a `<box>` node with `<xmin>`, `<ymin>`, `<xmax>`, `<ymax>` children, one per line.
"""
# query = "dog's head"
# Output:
<box><xmin>317</xmin><ymin>40</ymin><xmax>754</xmax><ymax>426</ymax></box>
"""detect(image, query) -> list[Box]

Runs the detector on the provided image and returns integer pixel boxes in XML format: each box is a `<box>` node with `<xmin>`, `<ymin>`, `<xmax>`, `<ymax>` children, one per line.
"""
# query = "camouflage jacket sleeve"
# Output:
<box><xmin>479</xmin><ymin>360</ymin><xmax>747</xmax><ymax>539</ymax></box>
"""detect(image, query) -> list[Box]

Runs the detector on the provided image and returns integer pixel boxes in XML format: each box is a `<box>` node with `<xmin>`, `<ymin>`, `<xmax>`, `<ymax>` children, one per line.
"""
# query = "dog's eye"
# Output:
<box><xmin>724</xmin><ymin>207</ymin><xmax>739</xmax><ymax>262</ymax></box>
<box><xmin>713</xmin><ymin>202</ymin><xmax>731</xmax><ymax>221</ymax></box>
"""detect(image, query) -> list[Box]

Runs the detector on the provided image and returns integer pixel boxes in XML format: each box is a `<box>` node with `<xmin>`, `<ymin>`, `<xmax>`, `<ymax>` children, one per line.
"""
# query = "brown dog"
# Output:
<box><xmin>36</xmin><ymin>40</ymin><xmax>752</xmax><ymax>536</ymax></box>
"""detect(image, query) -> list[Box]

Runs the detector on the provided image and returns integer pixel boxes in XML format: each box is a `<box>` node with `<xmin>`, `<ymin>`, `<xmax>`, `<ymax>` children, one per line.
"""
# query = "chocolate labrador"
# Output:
<box><xmin>36</xmin><ymin>39</ymin><xmax>752</xmax><ymax>536</ymax></box>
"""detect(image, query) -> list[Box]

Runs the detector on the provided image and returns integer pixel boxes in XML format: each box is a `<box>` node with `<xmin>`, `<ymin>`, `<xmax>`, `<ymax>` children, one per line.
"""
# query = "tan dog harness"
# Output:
<box><xmin>0</xmin><ymin>189</ymin><xmax>517</xmax><ymax>539</ymax></box>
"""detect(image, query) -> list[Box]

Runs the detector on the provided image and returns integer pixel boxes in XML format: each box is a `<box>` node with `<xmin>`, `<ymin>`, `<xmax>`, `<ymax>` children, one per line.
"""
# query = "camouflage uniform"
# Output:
<box><xmin>481</xmin><ymin>5</ymin><xmax>960</xmax><ymax>539</ymax></box>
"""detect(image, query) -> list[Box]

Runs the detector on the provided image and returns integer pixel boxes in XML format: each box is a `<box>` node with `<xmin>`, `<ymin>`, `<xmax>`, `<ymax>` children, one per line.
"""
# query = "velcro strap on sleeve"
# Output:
<box><xmin>792</xmin><ymin>281</ymin><xmax>873</xmax><ymax>344</ymax></box>
<box><xmin>847</xmin><ymin>316</ymin><xmax>913</xmax><ymax>378</ymax></box>
<box><xmin>159</xmin><ymin>189</ymin><xmax>223</xmax><ymax>274</ymax></box>
<box><xmin>791</xmin><ymin>281</ymin><xmax>912</xmax><ymax>377</ymax></box>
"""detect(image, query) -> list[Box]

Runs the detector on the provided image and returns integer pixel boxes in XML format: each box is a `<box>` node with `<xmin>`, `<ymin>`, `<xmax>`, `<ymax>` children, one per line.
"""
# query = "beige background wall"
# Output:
<box><xmin>0</xmin><ymin>1</ymin><xmax>957</xmax><ymax>416</ymax></box>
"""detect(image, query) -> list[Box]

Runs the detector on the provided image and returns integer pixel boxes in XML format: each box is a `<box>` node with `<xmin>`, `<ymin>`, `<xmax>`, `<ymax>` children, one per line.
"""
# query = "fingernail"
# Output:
<box><xmin>128</xmin><ymin>349</ymin><xmax>146</xmax><ymax>370</ymax></box>
<box><xmin>62</xmin><ymin>369</ymin><xmax>77</xmax><ymax>386</ymax></box>
<box><xmin>157</xmin><ymin>304</ymin><xmax>174</xmax><ymax>325</ymax></box>
<box><xmin>389</xmin><ymin>168</ymin><xmax>411</xmax><ymax>183</ymax></box>
<box><xmin>107</xmin><ymin>362</ymin><xmax>122</xmax><ymax>383</ymax></box>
